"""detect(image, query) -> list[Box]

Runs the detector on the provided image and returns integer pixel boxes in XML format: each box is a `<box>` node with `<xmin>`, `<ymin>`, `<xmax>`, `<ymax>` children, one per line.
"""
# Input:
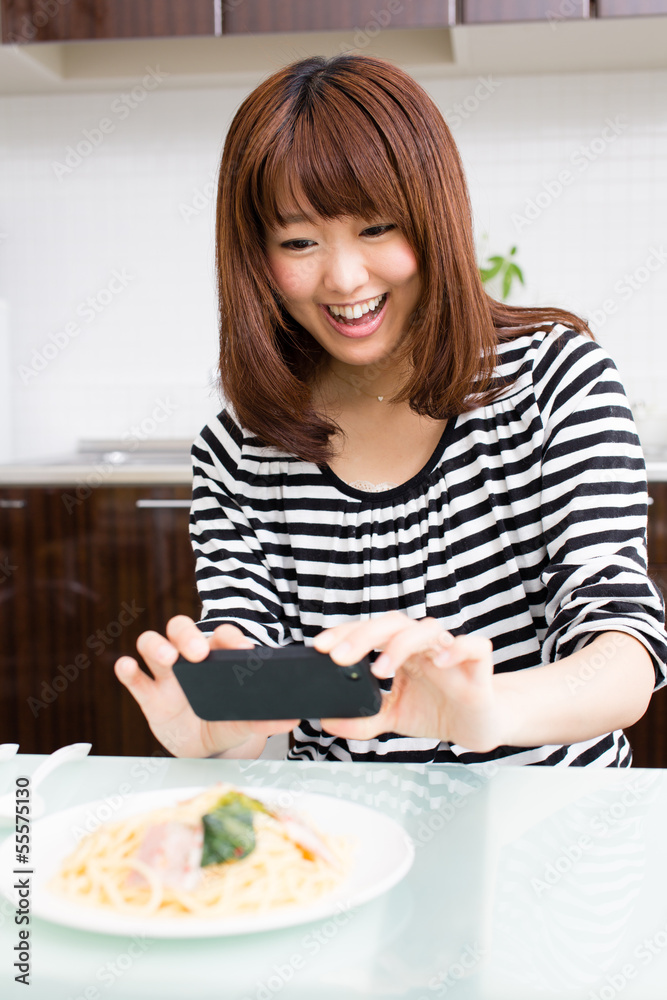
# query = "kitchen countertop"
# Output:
<box><xmin>646</xmin><ymin>460</ymin><xmax>667</xmax><ymax>483</ymax></box>
<box><xmin>0</xmin><ymin>462</ymin><xmax>193</xmax><ymax>486</ymax></box>
<box><xmin>2</xmin><ymin>755</ymin><xmax>667</xmax><ymax>999</ymax></box>
<box><xmin>0</xmin><ymin>439</ymin><xmax>193</xmax><ymax>486</ymax></box>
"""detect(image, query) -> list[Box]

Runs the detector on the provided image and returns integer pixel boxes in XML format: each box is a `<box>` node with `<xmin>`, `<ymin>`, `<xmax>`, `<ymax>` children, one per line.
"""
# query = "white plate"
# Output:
<box><xmin>0</xmin><ymin>785</ymin><xmax>414</xmax><ymax>938</ymax></box>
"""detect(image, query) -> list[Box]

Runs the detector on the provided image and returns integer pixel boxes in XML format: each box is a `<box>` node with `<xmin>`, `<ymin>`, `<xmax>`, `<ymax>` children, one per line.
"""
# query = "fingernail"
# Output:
<box><xmin>374</xmin><ymin>653</ymin><xmax>392</xmax><ymax>676</ymax></box>
<box><xmin>433</xmin><ymin>651</ymin><xmax>450</xmax><ymax>667</ymax></box>
<box><xmin>187</xmin><ymin>639</ymin><xmax>209</xmax><ymax>659</ymax></box>
<box><xmin>115</xmin><ymin>658</ymin><xmax>133</xmax><ymax>678</ymax></box>
<box><xmin>331</xmin><ymin>641</ymin><xmax>352</xmax><ymax>662</ymax></box>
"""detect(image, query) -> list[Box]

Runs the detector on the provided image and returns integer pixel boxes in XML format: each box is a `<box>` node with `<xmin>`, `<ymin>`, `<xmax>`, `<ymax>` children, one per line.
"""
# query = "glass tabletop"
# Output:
<box><xmin>1</xmin><ymin>754</ymin><xmax>666</xmax><ymax>1000</ymax></box>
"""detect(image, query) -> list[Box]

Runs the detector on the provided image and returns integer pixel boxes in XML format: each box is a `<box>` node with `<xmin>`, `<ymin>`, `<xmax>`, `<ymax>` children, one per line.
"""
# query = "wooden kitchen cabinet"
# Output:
<box><xmin>4</xmin><ymin>0</ymin><xmax>665</xmax><ymax>48</ymax></box>
<box><xmin>461</xmin><ymin>0</ymin><xmax>590</xmax><ymax>22</ymax></box>
<box><xmin>0</xmin><ymin>484</ymin><xmax>199</xmax><ymax>755</ymax></box>
<box><xmin>1</xmin><ymin>0</ymin><xmax>215</xmax><ymax>45</ymax></box>
<box><xmin>623</xmin><ymin>482</ymin><xmax>667</xmax><ymax>767</ymax></box>
<box><xmin>647</xmin><ymin>481</ymin><xmax>667</xmax><ymax>568</ymax></box>
<box><xmin>1</xmin><ymin>0</ymin><xmax>457</xmax><ymax>44</ymax></box>
<box><xmin>222</xmin><ymin>0</ymin><xmax>456</xmax><ymax>34</ymax></box>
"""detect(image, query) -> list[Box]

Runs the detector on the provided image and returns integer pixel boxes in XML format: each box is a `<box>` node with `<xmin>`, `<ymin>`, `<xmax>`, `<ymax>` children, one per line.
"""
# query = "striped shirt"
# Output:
<box><xmin>190</xmin><ymin>327</ymin><xmax>667</xmax><ymax>766</ymax></box>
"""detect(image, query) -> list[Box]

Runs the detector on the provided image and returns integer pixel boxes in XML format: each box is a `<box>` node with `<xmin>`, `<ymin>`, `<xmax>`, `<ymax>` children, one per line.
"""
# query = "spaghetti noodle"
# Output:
<box><xmin>50</xmin><ymin>785</ymin><xmax>352</xmax><ymax>918</ymax></box>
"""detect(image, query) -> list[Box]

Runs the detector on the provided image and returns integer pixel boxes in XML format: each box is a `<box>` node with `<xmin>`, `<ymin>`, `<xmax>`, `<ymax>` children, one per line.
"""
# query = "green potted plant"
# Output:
<box><xmin>479</xmin><ymin>244</ymin><xmax>525</xmax><ymax>301</ymax></box>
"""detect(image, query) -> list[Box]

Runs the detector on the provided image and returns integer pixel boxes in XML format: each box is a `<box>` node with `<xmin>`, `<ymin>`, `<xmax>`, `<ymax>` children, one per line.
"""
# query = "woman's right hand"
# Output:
<box><xmin>114</xmin><ymin>616</ymin><xmax>298</xmax><ymax>758</ymax></box>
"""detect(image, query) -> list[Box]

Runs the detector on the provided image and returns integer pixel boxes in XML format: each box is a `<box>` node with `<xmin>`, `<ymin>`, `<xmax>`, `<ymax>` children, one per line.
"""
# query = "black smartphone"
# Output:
<box><xmin>172</xmin><ymin>645</ymin><xmax>383</xmax><ymax>721</ymax></box>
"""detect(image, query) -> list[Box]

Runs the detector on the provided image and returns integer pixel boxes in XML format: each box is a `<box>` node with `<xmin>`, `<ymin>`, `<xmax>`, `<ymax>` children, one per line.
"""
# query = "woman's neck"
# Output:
<box><xmin>317</xmin><ymin>358</ymin><xmax>410</xmax><ymax>408</ymax></box>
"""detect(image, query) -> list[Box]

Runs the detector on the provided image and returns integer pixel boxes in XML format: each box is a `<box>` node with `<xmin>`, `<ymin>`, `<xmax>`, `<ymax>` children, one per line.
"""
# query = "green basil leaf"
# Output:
<box><xmin>213</xmin><ymin>790</ymin><xmax>267</xmax><ymax>815</ymax></box>
<box><xmin>200</xmin><ymin>791</ymin><xmax>267</xmax><ymax>867</ymax></box>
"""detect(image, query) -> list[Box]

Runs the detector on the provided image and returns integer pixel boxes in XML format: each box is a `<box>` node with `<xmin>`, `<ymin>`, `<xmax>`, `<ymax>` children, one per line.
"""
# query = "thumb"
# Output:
<box><xmin>321</xmin><ymin>692</ymin><xmax>394</xmax><ymax>741</ymax></box>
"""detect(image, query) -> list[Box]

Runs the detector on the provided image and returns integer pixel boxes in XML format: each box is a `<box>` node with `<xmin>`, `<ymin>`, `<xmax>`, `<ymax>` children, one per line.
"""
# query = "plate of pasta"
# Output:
<box><xmin>0</xmin><ymin>783</ymin><xmax>414</xmax><ymax>937</ymax></box>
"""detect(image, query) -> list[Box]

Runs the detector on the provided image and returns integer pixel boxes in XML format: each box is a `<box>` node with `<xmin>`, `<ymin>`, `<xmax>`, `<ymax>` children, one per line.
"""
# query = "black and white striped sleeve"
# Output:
<box><xmin>535</xmin><ymin>331</ymin><xmax>667</xmax><ymax>685</ymax></box>
<box><xmin>189</xmin><ymin>410</ymin><xmax>295</xmax><ymax>648</ymax></box>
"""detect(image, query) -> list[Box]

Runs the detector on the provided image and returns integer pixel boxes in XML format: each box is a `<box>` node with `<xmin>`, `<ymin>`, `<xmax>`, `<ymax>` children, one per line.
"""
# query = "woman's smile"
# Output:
<box><xmin>319</xmin><ymin>292</ymin><xmax>389</xmax><ymax>339</ymax></box>
<box><xmin>265</xmin><ymin>214</ymin><xmax>421</xmax><ymax>364</ymax></box>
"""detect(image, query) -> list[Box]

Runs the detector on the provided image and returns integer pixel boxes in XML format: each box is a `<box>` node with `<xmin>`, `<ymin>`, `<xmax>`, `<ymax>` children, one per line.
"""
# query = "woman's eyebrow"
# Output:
<box><xmin>282</xmin><ymin>214</ymin><xmax>309</xmax><ymax>225</ymax></box>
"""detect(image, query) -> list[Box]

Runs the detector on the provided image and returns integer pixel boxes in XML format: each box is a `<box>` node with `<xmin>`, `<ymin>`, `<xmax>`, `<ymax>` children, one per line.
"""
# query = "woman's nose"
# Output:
<box><xmin>322</xmin><ymin>246</ymin><xmax>370</xmax><ymax>297</ymax></box>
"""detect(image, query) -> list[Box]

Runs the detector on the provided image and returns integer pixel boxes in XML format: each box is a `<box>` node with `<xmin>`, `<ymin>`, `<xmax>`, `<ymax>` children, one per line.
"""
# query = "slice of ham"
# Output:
<box><xmin>277</xmin><ymin>814</ymin><xmax>341</xmax><ymax>871</ymax></box>
<box><xmin>127</xmin><ymin>821</ymin><xmax>204</xmax><ymax>891</ymax></box>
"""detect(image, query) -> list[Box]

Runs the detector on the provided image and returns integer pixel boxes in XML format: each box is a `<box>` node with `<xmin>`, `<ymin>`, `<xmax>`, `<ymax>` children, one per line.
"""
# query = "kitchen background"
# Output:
<box><xmin>1</xmin><ymin>26</ymin><xmax>666</xmax><ymax>461</ymax></box>
<box><xmin>1</xmin><ymin>4</ymin><xmax>667</xmax><ymax>762</ymax></box>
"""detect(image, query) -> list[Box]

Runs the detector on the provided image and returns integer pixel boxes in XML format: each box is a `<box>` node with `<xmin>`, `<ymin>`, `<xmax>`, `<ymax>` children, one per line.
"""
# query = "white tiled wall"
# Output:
<box><xmin>1</xmin><ymin>67</ymin><xmax>665</xmax><ymax>461</ymax></box>
<box><xmin>430</xmin><ymin>69</ymin><xmax>667</xmax><ymax>451</ymax></box>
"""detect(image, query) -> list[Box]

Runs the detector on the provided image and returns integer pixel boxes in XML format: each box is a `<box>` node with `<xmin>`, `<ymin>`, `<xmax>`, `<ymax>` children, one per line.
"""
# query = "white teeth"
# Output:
<box><xmin>327</xmin><ymin>294</ymin><xmax>385</xmax><ymax>319</ymax></box>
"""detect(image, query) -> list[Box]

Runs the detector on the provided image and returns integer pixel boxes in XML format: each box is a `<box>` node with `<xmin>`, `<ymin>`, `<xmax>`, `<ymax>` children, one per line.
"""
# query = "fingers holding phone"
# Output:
<box><xmin>164</xmin><ymin>617</ymin><xmax>256</xmax><ymax>664</ymax></box>
<box><xmin>172</xmin><ymin>646</ymin><xmax>382</xmax><ymax>722</ymax></box>
<box><xmin>130</xmin><ymin>618</ymin><xmax>254</xmax><ymax>677</ymax></box>
<box><xmin>113</xmin><ymin>617</ymin><xmax>281</xmax><ymax>759</ymax></box>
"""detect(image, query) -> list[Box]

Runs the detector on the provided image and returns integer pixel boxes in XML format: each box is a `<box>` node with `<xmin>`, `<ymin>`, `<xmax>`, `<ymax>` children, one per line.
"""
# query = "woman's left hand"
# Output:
<box><xmin>313</xmin><ymin>612</ymin><xmax>504</xmax><ymax>752</ymax></box>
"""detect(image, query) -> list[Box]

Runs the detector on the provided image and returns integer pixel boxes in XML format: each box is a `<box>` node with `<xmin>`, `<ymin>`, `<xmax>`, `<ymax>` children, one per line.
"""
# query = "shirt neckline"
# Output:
<box><xmin>317</xmin><ymin>417</ymin><xmax>457</xmax><ymax>502</ymax></box>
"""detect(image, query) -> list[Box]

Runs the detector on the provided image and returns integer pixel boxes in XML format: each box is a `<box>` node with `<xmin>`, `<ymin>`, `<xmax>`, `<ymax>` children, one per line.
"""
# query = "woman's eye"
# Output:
<box><xmin>279</xmin><ymin>225</ymin><xmax>395</xmax><ymax>249</ymax></box>
<box><xmin>362</xmin><ymin>224</ymin><xmax>396</xmax><ymax>237</ymax></box>
<box><xmin>281</xmin><ymin>239</ymin><xmax>315</xmax><ymax>251</ymax></box>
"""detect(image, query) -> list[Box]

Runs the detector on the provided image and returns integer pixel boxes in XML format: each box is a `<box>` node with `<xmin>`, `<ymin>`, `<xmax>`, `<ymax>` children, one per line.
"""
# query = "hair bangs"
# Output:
<box><xmin>259</xmin><ymin>86</ymin><xmax>407</xmax><ymax>232</ymax></box>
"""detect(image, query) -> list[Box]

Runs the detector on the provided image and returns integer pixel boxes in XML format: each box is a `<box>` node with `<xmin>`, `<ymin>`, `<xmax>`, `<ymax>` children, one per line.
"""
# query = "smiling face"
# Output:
<box><xmin>214</xmin><ymin>55</ymin><xmax>493</xmax><ymax>463</ymax></box>
<box><xmin>264</xmin><ymin>210</ymin><xmax>421</xmax><ymax>386</ymax></box>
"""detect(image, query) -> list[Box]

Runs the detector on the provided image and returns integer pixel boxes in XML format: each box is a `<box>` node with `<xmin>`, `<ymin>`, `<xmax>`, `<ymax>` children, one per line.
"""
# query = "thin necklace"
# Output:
<box><xmin>329</xmin><ymin>367</ymin><xmax>390</xmax><ymax>402</ymax></box>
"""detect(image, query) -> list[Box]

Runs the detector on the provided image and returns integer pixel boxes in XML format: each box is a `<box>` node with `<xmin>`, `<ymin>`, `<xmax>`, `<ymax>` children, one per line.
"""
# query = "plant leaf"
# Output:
<box><xmin>200</xmin><ymin>791</ymin><xmax>266</xmax><ymax>866</ymax></box>
<box><xmin>479</xmin><ymin>258</ymin><xmax>504</xmax><ymax>282</ymax></box>
<box><xmin>505</xmin><ymin>262</ymin><xmax>524</xmax><ymax>285</ymax></box>
<box><xmin>213</xmin><ymin>790</ymin><xmax>267</xmax><ymax>815</ymax></box>
<box><xmin>502</xmin><ymin>268</ymin><xmax>512</xmax><ymax>300</ymax></box>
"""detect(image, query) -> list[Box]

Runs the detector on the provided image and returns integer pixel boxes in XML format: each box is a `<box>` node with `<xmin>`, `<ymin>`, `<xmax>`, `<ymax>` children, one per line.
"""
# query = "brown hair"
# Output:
<box><xmin>215</xmin><ymin>54</ymin><xmax>591</xmax><ymax>464</ymax></box>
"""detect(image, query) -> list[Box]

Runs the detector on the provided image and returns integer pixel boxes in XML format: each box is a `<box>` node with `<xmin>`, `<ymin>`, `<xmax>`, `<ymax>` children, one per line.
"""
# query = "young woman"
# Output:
<box><xmin>114</xmin><ymin>54</ymin><xmax>666</xmax><ymax>766</ymax></box>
